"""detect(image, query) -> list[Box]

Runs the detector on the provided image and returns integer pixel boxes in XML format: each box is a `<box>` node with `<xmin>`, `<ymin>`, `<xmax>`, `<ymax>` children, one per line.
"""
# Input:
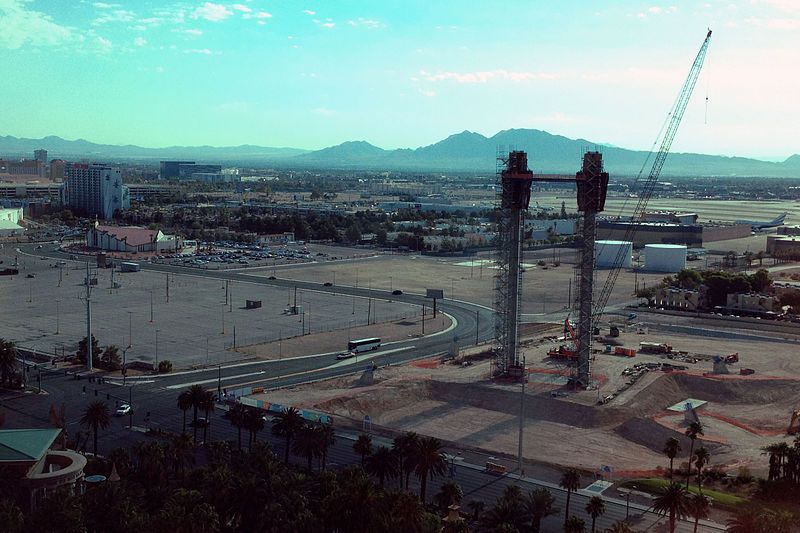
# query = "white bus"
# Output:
<box><xmin>348</xmin><ymin>337</ymin><xmax>381</xmax><ymax>353</ymax></box>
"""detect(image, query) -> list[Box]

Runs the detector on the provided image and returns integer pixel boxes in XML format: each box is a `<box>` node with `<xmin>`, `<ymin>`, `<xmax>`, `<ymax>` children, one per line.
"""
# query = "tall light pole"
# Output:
<box><xmin>154</xmin><ymin>329</ymin><xmax>160</xmax><ymax>371</ymax></box>
<box><xmin>84</xmin><ymin>262</ymin><xmax>93</xmax><ymax>372</ymax></box>
<box><xmin>56</xmin><ymin>299</ymin><xmax>61</xmax><ymax>335</ymax></box>
<box><xmin>517</xmin><ymin>355</ymin><xmax>526</xmax><ymax>474</ymax></box>
<box><xmin>128</xmin><ymin>311</ymin><xmax>132</xmax><ymax>347</ymax></box>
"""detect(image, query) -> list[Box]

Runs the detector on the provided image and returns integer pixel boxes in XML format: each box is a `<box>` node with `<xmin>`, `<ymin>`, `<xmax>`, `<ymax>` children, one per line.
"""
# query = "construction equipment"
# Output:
<box><xmin>591</xmin><ymin>30</ymin><xmax>713</xmax><ymax>340</ymax></box>
<box><xmin>788</xmin><ymin>410</ymin><xmax>800</xmax><ymax>435</ymax></box>
<box><xmin>614</xmin><ymin>347</ymin><xmax>636</xmax><ymax>357</ymax></box>
<box><xmin>639</xmin><ymin>342</ymin><xmax>673</xmax><ymax>354</ymax></box>
<box><xmin>548</xmin><ymin>318</ymin><xmax>578</xmax><ymax>360</ymax></box>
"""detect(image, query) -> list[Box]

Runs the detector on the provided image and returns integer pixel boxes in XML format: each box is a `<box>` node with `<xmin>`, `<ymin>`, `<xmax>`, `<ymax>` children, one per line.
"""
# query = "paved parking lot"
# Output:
<box><xmin>0</xmin><ymin>247</ymin><xmax>418</xmax><ymax>370</ymax></box>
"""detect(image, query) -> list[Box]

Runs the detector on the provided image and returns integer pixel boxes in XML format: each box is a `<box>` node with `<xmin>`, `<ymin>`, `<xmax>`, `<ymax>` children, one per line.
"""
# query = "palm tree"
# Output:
<box><xmin>433</xmin><ymin>480</ymin><xmax>463</xmax><ymax>514</ymax></box>
<box><xmin>726</xmin><ymin>505</ymin><xmax>763</xmax><ymax>533</ymax></box>
<box><xmin>243</xmin><ymin>408</ymin><xmax>264</xmax><ymax>452</ymax></box>
<box><xmin>0</xmin><ymin>339</ymin><xmax>18</xmax><ymax>386</ymax></box>
<box><xmin>228</xmin><ymin>403</ymin><xmax>247</xmax><ymax>450</ymax></box>
<box><xmin>185</xmin><ymin>384</ymin><xmax>206</xmax><ymax>444</ymax></box>
<box><xmin>413</xmin><ymin>436</ymin><xmax>447</xmax><ymax>502</ymax></box>
<box><xmin>693</xmin><ymin>446</ymin><xmax>711</xmax><ymax>492</ymax></box>
<box><xmin>168</xmin><ymin>433</ymin><xmax>195</xmax><ymax>478</ymax></box>
<box><xmin>198</xmin><ymin>390</ymin><xmax>215</xmax><ymax>445</ymax></box>
<box><xmin>684</xmin><ymin>421</ymin><xmax>703</xmax><ymax>489</ymax></box>
<box><xmin>663</xmin><ymin>437</ymin><xmax>681</xmax><ymax>478</ymax></box>
<box><xmin>271</xmin><ymin>407</ymin><xmax>305</xmax><ymax>463</ymax></box>
<box><xmin>177</xmin><ymin>391</ymin><xmax>192</xmax><ymax>435</ymax></box>
<box><xmin>466</xmin><ymin>500</ymin><xmax>484</xmax><ymax>524</ymax></box>
<box><xmin>686</xmin><ymin>493</ymin><xmax>709</xmax><ymax>533</ymax></box>
<box><xmin>585</xmin><ymin>496</ymin><xmax>606</xmax><ymax>533</ymax></box>
<box><xmin>604</xmin><ymin>520</ymin><xmax>633</xmax><ymax>533</ymax></box>
<box><xmin>392</xmin><ymin>431</ymin><xmax>419</xmax><ymax>490</ymax></box>
<box><xmin>560</xmin><ymin>468</ymin><xmax>581</xmax><ymax>528</ymax></box>
<box><xmin>523</xmin><ymin>488</ymin><xmax>558</xmax><ymax>533</ymax></box>
<box><xmin>365</xmin><ymin>445</ymin><xmax>398</xmax><ymax>488</ymax></box>
<box><xmin>80</xmin><ymin>400</ymin><xmax>111</xmax><ymax>457</ymax></box>
<box><xmin>318</xmin><ymin>423</ymin><xmax>336</xmax><ymax>470</ymax></box>
<box><xmin>292</xmin><ymin>423</ymin><xmax>320</xmax><ymax>471</ymax></box>
<box><xmin>353</xmin><ymin>434</ymin><xmax>373</xmax><ymax>466</ymax></box>
<box><xmin>650</xmin><ymin>482</ymin><xmax>689</xmax><ymax>533</ymax></box>
<box><xmin>565</xmin><ymin>515</ymin><xmax>586</xmax><ymax>533</ymax></box>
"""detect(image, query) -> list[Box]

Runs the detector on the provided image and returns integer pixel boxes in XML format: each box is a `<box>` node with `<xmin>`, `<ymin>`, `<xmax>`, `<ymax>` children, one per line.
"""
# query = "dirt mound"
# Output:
<box><xmin>313</xmin><ymin>380</ymin><xmax>434</xmax><ymax>421</ymax></box>
<box><xmin>430</xmin><ymin>381</ymin><xmax>631</xmax><ymax>428</ymax></box>
<box><xmin>622</xmin><ymin>372</ymin><xmax>800</xmax><ymax>414</ymax></box>
<box><xmin>614</xmin><ymin>417</ymin><xmax>727</xmax><ymax>457</ymax></box>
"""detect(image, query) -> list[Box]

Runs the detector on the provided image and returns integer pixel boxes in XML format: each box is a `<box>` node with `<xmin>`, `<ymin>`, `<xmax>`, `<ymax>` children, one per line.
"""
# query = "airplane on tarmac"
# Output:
<box><xmin>735</xmin><ymin>212</ymin><xmax>788</xmax><ymax>230</ymax></box>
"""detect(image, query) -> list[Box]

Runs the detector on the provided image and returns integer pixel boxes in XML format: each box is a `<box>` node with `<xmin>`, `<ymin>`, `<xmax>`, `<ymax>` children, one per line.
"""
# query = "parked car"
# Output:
<box><xmin>189</xmin><ymin>417</ymin><xmax>209</xmax><ymax>428</ymax></box>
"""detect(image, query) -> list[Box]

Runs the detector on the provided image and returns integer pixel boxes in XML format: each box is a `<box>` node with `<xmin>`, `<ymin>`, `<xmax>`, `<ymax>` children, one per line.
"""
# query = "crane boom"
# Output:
<box><xmin>593</xmin><ymin>30</ymin><xmax>712</xmax><ymax>321</ymax></box>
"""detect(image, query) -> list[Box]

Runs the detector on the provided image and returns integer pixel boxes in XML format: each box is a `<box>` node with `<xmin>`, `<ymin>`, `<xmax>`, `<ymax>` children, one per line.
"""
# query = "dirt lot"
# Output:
<box><xmin>249</xmin><ymin>253</ymin><xmax>667</xmax><ymax>316</ymax></box>
<box><xmin>251</xmin><ymin>325</ymin><xmax>800</xmax><ymax>477</ymax></box>
<box><xmin>236</xmin><ymin>313</ymin><xmax>452</xmax><ymax>359</ymax></box>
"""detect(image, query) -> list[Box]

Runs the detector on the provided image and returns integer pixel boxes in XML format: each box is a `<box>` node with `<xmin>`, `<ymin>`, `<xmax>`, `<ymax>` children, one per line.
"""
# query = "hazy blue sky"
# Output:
<box><xmin>1</xmin><ymin>0</ymin><xmax>798</xmax><ymax>158</ymax></box>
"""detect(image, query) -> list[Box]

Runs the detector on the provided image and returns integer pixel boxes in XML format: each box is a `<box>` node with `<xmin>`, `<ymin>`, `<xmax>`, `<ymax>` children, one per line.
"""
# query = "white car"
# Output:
<box><xmin>336</xmin><ymin>351</ymin><xmax>355</xmax><ymax>360</ymax></box>
<box><xmin>115</xmin><ymin>403</ymin><xmax>132</xmax><ymax>416</ymax></box>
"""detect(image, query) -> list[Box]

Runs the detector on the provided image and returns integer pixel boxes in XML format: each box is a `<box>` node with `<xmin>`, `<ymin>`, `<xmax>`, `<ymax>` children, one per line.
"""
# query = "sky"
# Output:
<box><xmin>1</xmin><ymin>0</ymin><xmax>798</xmax><ymax>159</ymax></box>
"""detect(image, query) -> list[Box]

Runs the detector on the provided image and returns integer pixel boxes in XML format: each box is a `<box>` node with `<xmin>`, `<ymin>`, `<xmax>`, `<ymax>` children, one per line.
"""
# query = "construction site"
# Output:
<box><xmin>247</xmin><ymin>28</ymin><xmax>799</xmax><ymax>479</ymax></box>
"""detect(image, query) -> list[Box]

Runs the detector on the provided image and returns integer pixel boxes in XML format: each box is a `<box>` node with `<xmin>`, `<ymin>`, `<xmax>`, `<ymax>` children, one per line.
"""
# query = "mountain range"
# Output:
<box><xmin>1</xmin><ymin>130</ymin><xmax>798</xmax><ymax>177</ymax></box>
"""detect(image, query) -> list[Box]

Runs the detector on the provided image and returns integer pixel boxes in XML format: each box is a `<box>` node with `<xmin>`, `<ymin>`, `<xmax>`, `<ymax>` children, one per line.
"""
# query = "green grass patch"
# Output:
<box><xmin>621</xmin><ymin>478</ymin><xmax>747</xmax><ymax>509</ymax></box>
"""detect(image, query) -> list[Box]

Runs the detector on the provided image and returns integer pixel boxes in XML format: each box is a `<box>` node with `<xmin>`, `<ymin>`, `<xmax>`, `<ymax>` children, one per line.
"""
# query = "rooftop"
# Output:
<box><xmin>95</xmin><ymin>225</ymin><xmax>159</xmax><ymax>246</ymax></box>
<box><xmin>0</xmin><ymin>429</ymin><xmax>60</xmax><ymax>463</ymax></box>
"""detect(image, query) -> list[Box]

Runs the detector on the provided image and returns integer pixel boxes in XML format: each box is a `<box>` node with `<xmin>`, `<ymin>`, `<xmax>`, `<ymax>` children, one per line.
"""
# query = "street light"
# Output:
<box><xmin>56</xmin><ymin>299</ymin><xmax>61</xmax><ymax>335</ymax></box>
<box><xmin>122</xmin><ymin>346</ymin><xmax>129</xmax><ymax>386</ymax></box>
<box><xmin>154</xmin><ymin>329</ymin><xmax>160</xmax><ymax>371</ymax></box>
<box><xmin>128</xmin><ymin>311</ymin><xmax>133</xmax><ymax>347</ymax></box>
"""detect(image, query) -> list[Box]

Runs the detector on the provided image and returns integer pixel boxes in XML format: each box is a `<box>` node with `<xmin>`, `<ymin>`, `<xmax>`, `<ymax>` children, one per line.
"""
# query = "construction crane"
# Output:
<box><xmin>593</xmin><ymin>30</ymin><xmax>713</xmax><ymax>324</ymax></box>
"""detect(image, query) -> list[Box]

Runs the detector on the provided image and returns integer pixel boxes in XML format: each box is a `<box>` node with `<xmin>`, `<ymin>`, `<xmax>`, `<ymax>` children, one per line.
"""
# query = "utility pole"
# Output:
<box><xmin>475</xmin><ymin>310</ymin><xmax>479</xmax><ymax>345</ymax></box>
<box><xmin>85</xmin><ymin>262</ymin><xmax>93</xmax><ymax>372</ymax></box>
<box><xmin>128</xmin><ymin>311</ymin><xmax>132</xmax><ymax>347</ymax></box>
<box><xmin>517</xmin><ymin>355</ymin><xmax>526</xmax><ymax>474</ymax></box>
<box><xmin>149</xmin><ymin>290</ymin><xmax>154</xmax><ymax>323</ymax></box>
<box><xmin>367</xmin><ymin>298</ymin><xmax>372</xmax><ymax>326</ymax></box>
<box><xmin>56</xmin><ymin>299</ymin><xmax>61</xmax><ymax>335</ymax></box>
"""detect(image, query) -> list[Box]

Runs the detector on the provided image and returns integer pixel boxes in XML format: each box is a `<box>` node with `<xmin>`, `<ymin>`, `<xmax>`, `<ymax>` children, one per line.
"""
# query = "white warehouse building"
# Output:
<box><xmin>595</xmin><ymin>240</ymin><xmax>633</xmax><ymax>268</ymax></box>
<box><xmin>645</xmin><ymin>244</ymin><xmax>687</xmax><ymax>272</ymax></box>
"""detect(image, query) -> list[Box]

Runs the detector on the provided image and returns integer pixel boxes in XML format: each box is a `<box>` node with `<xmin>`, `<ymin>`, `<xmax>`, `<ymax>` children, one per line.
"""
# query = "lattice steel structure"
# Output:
<box><xmin>494</xmin><ymin>150</ymin><xmax>534</xmax><ymax>375</ymax></box>
<box><xmin>573</xmin><ymin>152</ymin><xmax>609</xmax><ymax>385</ymax></box>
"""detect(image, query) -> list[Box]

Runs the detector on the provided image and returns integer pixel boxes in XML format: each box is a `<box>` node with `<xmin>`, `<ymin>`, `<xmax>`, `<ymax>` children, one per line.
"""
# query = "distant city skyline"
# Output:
<box><xmin>2</xmin><ymin>1</ymin><xmax>798</xmax><ymax>159</ymax></box>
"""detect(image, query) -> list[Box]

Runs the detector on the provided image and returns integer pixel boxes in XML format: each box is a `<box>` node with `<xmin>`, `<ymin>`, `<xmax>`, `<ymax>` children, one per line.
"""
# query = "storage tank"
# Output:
<box><xmin>644</xmin><ymin>244</ymin><xmax>686</xmax><ymax>272</ymax></box>
<box><xmin>595</xmin><ymin>240</ymin><xmax>633</xmax><ymax>268</ymax></box>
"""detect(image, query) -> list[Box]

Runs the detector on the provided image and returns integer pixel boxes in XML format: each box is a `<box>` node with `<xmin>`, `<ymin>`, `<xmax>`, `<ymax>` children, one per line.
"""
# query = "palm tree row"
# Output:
<box><xmin>176</xmin><ymin>384</ymin><xmax>215</xmax><ymax>444</ymax></box>
<box><xmin>352</xmin><ymin>431</ymin><xmax>448</xmax><ymax>503</ymax></box>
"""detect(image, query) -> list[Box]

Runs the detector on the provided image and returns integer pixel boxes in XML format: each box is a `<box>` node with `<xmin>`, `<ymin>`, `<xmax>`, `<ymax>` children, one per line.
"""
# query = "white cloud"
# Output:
<box><xmin>303</xmin><ymin>9</ymin><xmax>316</xmax><ymax>15</ymax></box>
<box><xmin>753</xmin><ymin>0</ymin><xmax>800</xmax><ymax>14</ymax></box>
<box><xmin>92</xmin><ymin>2</ymin><xmax>118</xmax><ymax>8</ymax></box>
<box><xmin>175</xmin><ymin>28</ymin><xmax>204</xmax><ymax>36</ymax></box>
<box><xmin>134</xmin><ymin>36</ymin><xmax>147</xmax><ymax>46</ymax></box>
<box><xmin>92</xmin><ymin>9</ymin><xmax>136</xmax><ymax>25</ymax></box>
<box><xmin>0</xmin><ymin>0</ymin><xmax>74</xmax><ymax>49</ymax></box>
<box><xmin>191</xmin><ymin>2</ymin><xmax>233</xmax><ymax>22</ymax></box>
<box><xmin>312</xmin><ymin>107</ymin><xmax>336</xmax><ymax>116</ymax></box>
<box><xmin>95</xmin><ymin>35</ymin><xmax>113</xmax><ymax>51</ymax></box>
<box><xmin>313</xmin><ymin>18</ymin><xmax>335</xmax><ymax>28</ymax></box>
<box><xmin>185</xmin><ymin>48</ymin><xmax>213</xmax><ymax>54</ymax></box>
<box><xmin>420</xmin><ymin>69</ymin><xmax>559</xmax><ymax>84</ymax></box>
<box><xmin>745</xmin><ymin>16</ymin><xmax>800</xmax><ymax>29</ymax></box>
<box><xmin>346</xmin><ymin>17</ymin><xmax>384</xmax><ymax>28</ymax></box>
<box><xmin>243</xmin><ymin>11</ymin><xmax>272</xmax><ymax>20</ymax></box>
<box><xmin>232</xmin><ymin>4</ymin><xmax>251</xmax><ymax>13</ymax></box>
